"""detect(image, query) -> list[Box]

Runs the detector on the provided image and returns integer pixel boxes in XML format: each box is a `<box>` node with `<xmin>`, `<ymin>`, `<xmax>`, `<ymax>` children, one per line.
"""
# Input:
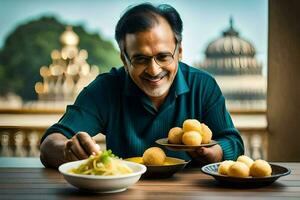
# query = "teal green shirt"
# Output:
<box><xmin>42</xmin><ymin>62</ymin><xmax>244</xmax><ymax>161</ymax></box>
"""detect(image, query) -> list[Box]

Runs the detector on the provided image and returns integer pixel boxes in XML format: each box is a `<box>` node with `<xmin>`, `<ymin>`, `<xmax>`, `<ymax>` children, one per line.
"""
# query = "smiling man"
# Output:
<box><xmin>122</xmin><ymin>14</ymin><xmax>179</xmax><ymax>109</ymax></box>
<box><xmin>40</xmin><ymin>3</ymin><xmax>244</xmax><ymax>168</ymax></box>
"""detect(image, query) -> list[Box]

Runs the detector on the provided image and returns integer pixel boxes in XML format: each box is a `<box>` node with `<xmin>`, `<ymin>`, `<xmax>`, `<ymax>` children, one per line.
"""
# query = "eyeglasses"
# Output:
<box><xmin>124</xmin><ymin>43</ymin><xmax>178</xmax><ymax>69</ymax></box>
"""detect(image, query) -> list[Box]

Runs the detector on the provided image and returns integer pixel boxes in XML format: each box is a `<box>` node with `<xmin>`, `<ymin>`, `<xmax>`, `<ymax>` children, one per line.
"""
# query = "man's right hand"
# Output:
<box><xmin>64</xmin><ymin>132</ymin><xmax>100</xmax><ymax>162</ymax></box>
<box><xmin>40</xmin><ymin>132</ymin><xmax>100</xmax><ymax>168</ymax></box>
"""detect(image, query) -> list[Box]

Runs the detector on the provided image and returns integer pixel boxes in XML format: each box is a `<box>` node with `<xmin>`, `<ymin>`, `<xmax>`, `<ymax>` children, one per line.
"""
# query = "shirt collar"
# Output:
<box><xmin>123</xmin><ymin>62</ymin><xmax>190</xmax><ymax>97</ymax></box>
<box><xmin>174</xmin><ymin>62</ymin><xmax>190</xmax><ymax>96</ymax></box>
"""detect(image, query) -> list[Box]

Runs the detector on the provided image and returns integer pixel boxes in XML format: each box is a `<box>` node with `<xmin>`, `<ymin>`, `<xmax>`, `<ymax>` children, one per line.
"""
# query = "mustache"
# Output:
<box><xmin>142</xmin><ymin>70</ymin><xmax>168</xmax><ymax>80</ymax></box>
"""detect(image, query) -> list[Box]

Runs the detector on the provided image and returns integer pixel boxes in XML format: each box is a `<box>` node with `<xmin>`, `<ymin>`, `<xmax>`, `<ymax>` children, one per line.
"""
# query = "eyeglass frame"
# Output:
<box><xmin>123</xmin><ymin>42</ymin><xmax>179</xmax><ymax>69</ymax></box>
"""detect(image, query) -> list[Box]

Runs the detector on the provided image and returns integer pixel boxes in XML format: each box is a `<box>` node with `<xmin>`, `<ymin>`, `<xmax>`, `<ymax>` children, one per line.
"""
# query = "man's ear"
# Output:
<box><xmin>178</xmin><ymin>43</ymin><xmax>183</xmax><ymax>60</ymax></box>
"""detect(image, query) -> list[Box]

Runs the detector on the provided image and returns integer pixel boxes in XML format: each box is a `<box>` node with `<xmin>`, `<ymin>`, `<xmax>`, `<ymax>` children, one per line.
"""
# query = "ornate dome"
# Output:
<box><xmin>201</xmin><ymin>18</ymin><xmax>262</xmax><ymax>75</ymax></box>
<box><xmin>205</xmin><ymin>20</ymin><xmax>256</xmax><ymax>57</ymax></box>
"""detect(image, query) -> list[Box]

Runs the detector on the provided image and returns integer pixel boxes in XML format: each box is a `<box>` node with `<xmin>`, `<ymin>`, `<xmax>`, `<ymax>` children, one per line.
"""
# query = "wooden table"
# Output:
<box><xmin>0</xmin><ymin>158</ymin><xmax>299</xmax><ymax>200</ymax></box>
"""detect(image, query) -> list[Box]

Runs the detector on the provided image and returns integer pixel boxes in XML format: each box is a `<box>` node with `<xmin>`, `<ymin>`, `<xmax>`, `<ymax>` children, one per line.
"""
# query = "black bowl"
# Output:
<box><xmin>201</xmin><ymin>162</ymin><xmax>291</xmax><ymax>187</ymax></box>
<box><xmin>125</xmin><ymin>157</ymin><xmax>190</xmax><ymax>179</ymax></box>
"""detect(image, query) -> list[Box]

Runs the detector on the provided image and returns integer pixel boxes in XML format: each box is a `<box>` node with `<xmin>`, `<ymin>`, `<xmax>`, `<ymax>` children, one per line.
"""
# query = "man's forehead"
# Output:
<box><xmin>124</xmin><ymin>20</ymin><xmax>175</xmax><ymax>50</ymax></box>
<box><xmin>124</xmin><ymin>35</ymin><xmax>175</xmax><ymax>57</ymax></box>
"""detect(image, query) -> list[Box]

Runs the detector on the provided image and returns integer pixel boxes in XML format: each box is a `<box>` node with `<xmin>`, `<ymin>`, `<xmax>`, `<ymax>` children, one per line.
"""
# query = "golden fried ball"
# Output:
<box><xmin>237</xmin><ymin>155</ymin><xmax>254</xmax><ymax>168</ymax></box>
<box><xmin>182</xmin><ymin>119</ymin><xmax>202</xmax><ymax>132</ymax></box>
<box><xmin>168</xmin><ymin>127</ymin><xmax>184</xmax><ymax>144</ymax></box>
<box><xmin>142</xmin><ymin>147</ymin><xmax>166</xmax><ymax>166</ymax></box>
<box><xmin>218</xmin><ymin>160</ymin><xmax>235</xmax><ymax>175</ymax></box>
<box><xmin>182</xmin><ymin>131</ymin><xmax>202</xmax><ymax>145</ymax></box>
<box><xmin>200</xmin><ymin>123</ymin><xmax>212</xmax><ymax>144</ymax></box>
<box><xmin>227</xmin><ymin>161</ymin><xmax>250</xmax><ymax>178</ymax></box>
<box><xmin>250</xmin><ymin>159</ymin><xmax>272</xmax><ymax>177</ymax></box>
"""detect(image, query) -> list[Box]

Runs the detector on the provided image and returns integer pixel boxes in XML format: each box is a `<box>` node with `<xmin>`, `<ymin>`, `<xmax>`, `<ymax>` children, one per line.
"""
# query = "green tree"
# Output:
<box><xmin>0</xmin><ymin>16</ymin><xmax>121</xmax><ymax>100</ymax></box>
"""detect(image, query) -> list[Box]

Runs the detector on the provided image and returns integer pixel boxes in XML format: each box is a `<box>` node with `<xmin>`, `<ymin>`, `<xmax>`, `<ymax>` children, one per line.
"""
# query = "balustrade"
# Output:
<box><xmin>0</xmin><ymin>109</ymin><xmax>267</xmax><ymax>159</ymax></box>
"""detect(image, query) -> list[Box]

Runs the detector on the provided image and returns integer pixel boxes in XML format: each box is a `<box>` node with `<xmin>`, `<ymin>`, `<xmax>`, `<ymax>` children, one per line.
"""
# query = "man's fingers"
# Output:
<box><xmin>71</xmin><ymin>136</ymin><xmax>89</xmax><ymax>159</ymax></box>
<box><xmin>63</xmin><ymin>132</ymin><xmax>100</xmax><ymax>162</ymax></box>
<box><xmin>198</xmin><ymin>145</ymin><xmax>223</xmax><ymax>163</ymax></box>
<box><xmin>188</xmin><ymin>147</ymin><xmax>213</xmax><ymax>165</ymax></box>
<box><xmin>188</xmin><ymin>145</ymin><xmax>223</xmax><ymax>165</ymax></box>
<box><xmin>76</xmin><ymin>132</ymin><xmax>99</xmax><ymax>155</ymax></box>
<box><xmin>195</xmin><ymin>147</ymin><xmax>205</xmax><ymax>155</ymax></box>
<box><xmin>187</xmin><ymin>147</ymin><xmax>206</xmax><ymax>160</ymax></box>
<box><xmin>64</xmin><ymin>140</ymin><xmax>79</xmax><ymax>161</ymax></box>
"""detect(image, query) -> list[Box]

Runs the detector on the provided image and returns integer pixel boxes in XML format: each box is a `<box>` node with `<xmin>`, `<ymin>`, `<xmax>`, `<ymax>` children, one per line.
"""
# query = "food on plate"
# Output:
<box><xmin>237</xmin><ymin>155</ymin><xmax>254</xmax><ymax>168</ymax></box>
<box><xmin>143</xmin><ymin>147</ymin><xmax>166</xmax><ymax>165</ymax></box>
<box><xmin>168</xmin><ymin>127</ymin><xmax>184</xmax><ymax>144</ymax></box>
<box><xmin>227</xmin><ymin>161</ymin><xmax>250</xmax><ymax>178</ymax></box>
<box><xmin>218</xmin><ymin>160</ymin><xmax>235</xmax><ymax>175</ymax></box>
<box><xmin>182</xmin><ymin>119</ymin><xmax>202</xmax><ymax>132</ymax></box>
<box><xmin>182</xmin><ymin>131</ymin><xmax>202</xmax><ymax>145</ymax></box>
<box><xmin>125</xmin><ymin>156</ymin><xmax>184</xmax><ymax>166</ymax></box>
<box><xmin>167</xmin><ymin>119</ymin><xmax>213</xmax><ymax>146</ymax></box>
<box><xmin>200</xmin><ymin>123</ymin><xmax>212</xmax><ymax>144</ymax></box>
<box><xmin>68</xmin><ymin>150</ymin><xmax>132</xmax><ymax>176</ymax></box>
<box><xmin>250</xmin><ymin>159</ymin><xmax>272</xmax><ymax>177</ymax></box>
<box><xmin>218</xmin><ymin>155</ymin><xmax>273</xmax><ymax>178</ymax></box>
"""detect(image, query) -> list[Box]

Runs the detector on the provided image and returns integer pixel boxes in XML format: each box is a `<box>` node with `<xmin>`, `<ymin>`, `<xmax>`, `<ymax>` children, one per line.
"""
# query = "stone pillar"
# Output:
<box><xmin>267</xmin><ymin>0</ymin><xmax>300</xmax><ymax>161</ymax></box>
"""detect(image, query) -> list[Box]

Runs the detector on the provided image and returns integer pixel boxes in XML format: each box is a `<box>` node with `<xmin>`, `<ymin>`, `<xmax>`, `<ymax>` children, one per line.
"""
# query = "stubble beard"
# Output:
<box><xmin>143</xmin><ymin>79</ymin><xmax>171</xmax><ymax>97</ymax></box>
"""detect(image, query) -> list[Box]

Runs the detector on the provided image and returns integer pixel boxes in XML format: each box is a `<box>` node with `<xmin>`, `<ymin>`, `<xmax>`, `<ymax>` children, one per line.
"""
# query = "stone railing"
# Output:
<box><xmin>0</xmin><ymin>108</ymin><xmax>267</xmax><ymax>159</ymax></box>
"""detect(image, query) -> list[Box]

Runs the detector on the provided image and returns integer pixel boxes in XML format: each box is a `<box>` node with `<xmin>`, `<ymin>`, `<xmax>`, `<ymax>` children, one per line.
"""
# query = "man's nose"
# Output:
<box><xmin>145</xmin><ymin>59</ymin><xmax>161</xmax><ymax>76</ymax></box>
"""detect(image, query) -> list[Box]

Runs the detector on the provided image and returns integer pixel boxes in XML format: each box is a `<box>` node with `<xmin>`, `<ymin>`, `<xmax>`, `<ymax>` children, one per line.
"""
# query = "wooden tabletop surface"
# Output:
<box><xmin>0</xmin><ymin>158</ymin><xmax>299</xmax><ymax>200</ymax></box>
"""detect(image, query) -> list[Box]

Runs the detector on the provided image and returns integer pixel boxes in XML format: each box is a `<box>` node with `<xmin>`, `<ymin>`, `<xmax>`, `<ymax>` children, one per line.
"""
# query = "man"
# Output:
<box><xmin>40</xmin><ymin>3</ymin><xmax>244</xmax><ymax>168</ymax></box>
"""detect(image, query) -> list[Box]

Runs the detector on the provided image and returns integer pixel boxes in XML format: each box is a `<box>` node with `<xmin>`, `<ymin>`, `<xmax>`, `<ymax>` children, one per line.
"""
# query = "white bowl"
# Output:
<box><xmin>59</xmin><ymin>159</ymin><xmax>146</xmax><ymax>193</ymax></box>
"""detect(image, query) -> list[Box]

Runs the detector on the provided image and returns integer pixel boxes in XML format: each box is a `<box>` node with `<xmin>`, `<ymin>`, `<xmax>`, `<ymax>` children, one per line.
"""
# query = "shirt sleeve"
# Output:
<box><xmin>202</xmin><ymin>76</ymin><xmax>244</xmax><ymax>160</ymax></box>
<box><xmin>41</xmin><ymin>86</ymin><xmax>105</xmax><ymax>143</ymax></box>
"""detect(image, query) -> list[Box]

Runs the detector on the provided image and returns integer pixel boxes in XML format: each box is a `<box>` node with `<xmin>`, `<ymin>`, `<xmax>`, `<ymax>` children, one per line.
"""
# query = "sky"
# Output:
<box><xmin>0</xmin><ymin>0</ymin><xmax>268</xmax><ymax>74</ymax></box>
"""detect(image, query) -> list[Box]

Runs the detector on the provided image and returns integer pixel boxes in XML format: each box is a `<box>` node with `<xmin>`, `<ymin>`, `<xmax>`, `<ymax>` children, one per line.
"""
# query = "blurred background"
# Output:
<box><xmin>2</xmin><ymin>0</ymin><xmax>297</xmax><ymax>161</ymax></box>
<box><xmin>0</xmin><ymin>0</ymin><xmax>268</xmax><ymax>108</ymax></box>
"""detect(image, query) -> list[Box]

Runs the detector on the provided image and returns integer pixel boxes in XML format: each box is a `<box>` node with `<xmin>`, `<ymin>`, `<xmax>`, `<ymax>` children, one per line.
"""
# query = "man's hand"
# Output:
<box><xmin>188</xmin><ymin>144</ymin><xmax>223</xmax><ymax>165</ymax></box>
<box><xmin>40</xmin><ymin>132</ymin><xmax>100</xmax><ymax>168</ymax></box>
<box><xmin>64</xmin><ymin>132</ymin><xmax>100</xmax><ymax>162</ymax></box>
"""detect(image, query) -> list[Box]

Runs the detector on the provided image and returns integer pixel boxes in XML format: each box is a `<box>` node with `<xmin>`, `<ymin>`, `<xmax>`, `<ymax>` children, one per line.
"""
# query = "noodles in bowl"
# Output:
<box><xmin>68</xmin><ymin>150</ymin><xmax>132</xmax><ymax>176</ymax></box>
<box><xmin>59</xmin><ymin>150</ymin><xmax>146</xmax><ymax>193</ymax></box>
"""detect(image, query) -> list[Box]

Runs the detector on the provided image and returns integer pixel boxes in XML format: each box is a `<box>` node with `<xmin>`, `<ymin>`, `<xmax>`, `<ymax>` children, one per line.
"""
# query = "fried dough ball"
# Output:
<box><xmin>218</xmin><ymin>160</ymin><xmax>235</xmax><ymax>175</ymax></box>
<box><xmin>182</xmin><ymin>119</ymin><xmax>202</xmax><ymax>133</ymax></box>
<box><xmin>237</xmin><ymin>155</ymin><xmax>254</xmax><ymax>168</ymax></box>
<box><xmin>182</xmin><ymin>131</ymin><xmax>202</xmax><ymax>145</ymax></box>
<box><xmin>142</xmin><ymin>147</ymin><xmax>166</xmax><ymax>166</ymax></box>
<box><xmin>168</xmin><ymin>127</ymin><xmax>184</xmax><ymax>144</ymax></box>
<box><xmin>200</xmin><ymin>123</ymin><xmax>212</xmax><ymax>144</ymax></box>
<box><xmin>250</xmin><ymin>159</ymin><xmax>272</xmax><ymax>177</ymax></box>
<box><xmin>227</xmin><ymin>161</ymin><xmax>250</xmax><ymax>178</ymax></box>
